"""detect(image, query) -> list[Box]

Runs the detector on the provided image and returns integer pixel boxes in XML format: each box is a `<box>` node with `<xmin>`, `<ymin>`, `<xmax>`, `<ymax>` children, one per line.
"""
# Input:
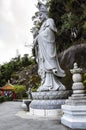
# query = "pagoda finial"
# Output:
<box><xmin>8</xmin><ymin>80</ymin><xmax>10</xmax><ymax>84</ymax></box>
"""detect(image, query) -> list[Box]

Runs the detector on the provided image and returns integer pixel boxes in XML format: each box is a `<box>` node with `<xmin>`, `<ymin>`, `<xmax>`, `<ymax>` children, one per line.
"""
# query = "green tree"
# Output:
<box><xmin>13</xmin><ymin>84</ymin><xmax>26</xmax><ymax>99</ymax></box>
<box><xmin>0</xmin><ymin>55</ymin><xmax>35</xmax><ymax>86</ymax></box>
<box><xmin>48</xmin><ymin>0</ymin><xmax>86</xmax><ymax>52</ymax></box>
<box><xmin>21</xmin><ymin>54</ymin><xmax>32</xmax><ymax>67</ymax></box>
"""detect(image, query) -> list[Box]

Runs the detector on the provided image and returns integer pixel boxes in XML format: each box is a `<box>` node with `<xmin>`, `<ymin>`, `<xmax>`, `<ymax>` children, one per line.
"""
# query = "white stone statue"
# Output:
<box><xmin>33</xmin><ymin>1</ymin><xmax>66</xmax><ymax>91</ymax></box>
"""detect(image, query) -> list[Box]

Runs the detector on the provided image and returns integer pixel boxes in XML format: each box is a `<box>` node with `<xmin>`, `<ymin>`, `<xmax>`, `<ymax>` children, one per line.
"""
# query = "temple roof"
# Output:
<box><xmin>0</xmin><ymin>80</ymin><xmax>14</xmax><ymax>90</ymax></box>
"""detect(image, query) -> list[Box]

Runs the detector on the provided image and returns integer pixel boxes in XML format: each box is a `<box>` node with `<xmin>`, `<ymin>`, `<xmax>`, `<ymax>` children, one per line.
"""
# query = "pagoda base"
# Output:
<box><xmin>61</xmin><ymin>105</ymin><xmax>86</xmax><ymax>129</ymax></box>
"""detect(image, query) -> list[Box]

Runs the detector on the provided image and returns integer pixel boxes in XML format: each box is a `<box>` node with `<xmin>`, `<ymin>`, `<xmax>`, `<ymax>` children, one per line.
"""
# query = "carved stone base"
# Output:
<box><xmin>30</xmin><ymin>99</ymin><xmax>65</xmax><ymax>109</ymax></box>
<box><xmin>29</xmin><ymin>90</ymin><xmax>71</xmax><ymax>118</ymax></box>
<box><xmin>31</xmin><ymin>90</ymin><xmax>71</xmax><ymax>100</ymax></box>
<box><xmin>61</xmin><ymin>105</ymin><xmax>86</xmax><ymax>129</ymax></box>
<box><xmin>30</xmin><ymin>107</ymin><xmax>63</xmax><ymax>118</ymax></box>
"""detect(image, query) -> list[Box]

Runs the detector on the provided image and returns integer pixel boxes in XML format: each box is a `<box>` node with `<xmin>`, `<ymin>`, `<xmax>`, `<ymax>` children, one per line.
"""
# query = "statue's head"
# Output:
<box><xmin>37</xmin><ymin>1</ymin><xmax>48</xmax><ymax>22</ymax></box>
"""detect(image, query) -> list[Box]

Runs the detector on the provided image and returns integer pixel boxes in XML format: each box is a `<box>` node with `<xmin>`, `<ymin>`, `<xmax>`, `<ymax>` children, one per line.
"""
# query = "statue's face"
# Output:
<box><xmin>39</xmin><ymin>12</ymin><xmax>47</xmax><ymax>22</ymax></box>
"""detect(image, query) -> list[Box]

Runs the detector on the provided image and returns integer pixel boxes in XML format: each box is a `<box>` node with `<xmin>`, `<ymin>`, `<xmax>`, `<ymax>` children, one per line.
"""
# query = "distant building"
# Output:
<box><xmin>0</xmin><ymin>80</ymin><xmax>16</xmax><ymax>99</ymax></box>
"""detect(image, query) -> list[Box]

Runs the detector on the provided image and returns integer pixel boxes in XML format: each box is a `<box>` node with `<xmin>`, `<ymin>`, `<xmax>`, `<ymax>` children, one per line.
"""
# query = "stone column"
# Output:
<box><xmin>61</xmin><ymin>63</ymin><xmax>86</xmax><ymax>129</ymax></box>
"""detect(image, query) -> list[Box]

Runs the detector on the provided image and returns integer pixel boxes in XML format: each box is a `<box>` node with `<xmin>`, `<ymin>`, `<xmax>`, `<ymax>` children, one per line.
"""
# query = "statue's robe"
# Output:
<box><xmin>36</xmin><ymin>18</ymin><xmax>66</xmax><ymax>91</ymax></box>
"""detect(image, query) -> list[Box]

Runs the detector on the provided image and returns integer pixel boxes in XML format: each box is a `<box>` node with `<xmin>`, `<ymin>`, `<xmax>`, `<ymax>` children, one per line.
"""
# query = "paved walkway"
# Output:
<box><xmin>0</xmin><ymin>102</ymin><xmax>77</xmax><ymax>130</ymax></box>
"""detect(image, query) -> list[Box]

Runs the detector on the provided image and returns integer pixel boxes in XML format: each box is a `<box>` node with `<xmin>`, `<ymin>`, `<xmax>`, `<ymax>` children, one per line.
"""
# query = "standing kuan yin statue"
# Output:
<box><xmin>33</xmin><ymin>1</ymin><xmax>66</xmax><ymax>91</ymax></box>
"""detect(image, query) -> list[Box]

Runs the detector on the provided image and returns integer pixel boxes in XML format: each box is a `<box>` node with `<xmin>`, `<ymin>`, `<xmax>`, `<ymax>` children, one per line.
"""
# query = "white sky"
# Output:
<box><xmin>0</xmin><ymin>0</ymin><xmax>38</xmax><ymax>64</ymax></box>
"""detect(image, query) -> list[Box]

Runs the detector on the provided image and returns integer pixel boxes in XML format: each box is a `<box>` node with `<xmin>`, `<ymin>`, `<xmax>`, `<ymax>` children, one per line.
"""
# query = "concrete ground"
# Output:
<box><xmin>0</xmin><ymin>101</ymin><xmax>77</xmax><ymax>130</ymax></box>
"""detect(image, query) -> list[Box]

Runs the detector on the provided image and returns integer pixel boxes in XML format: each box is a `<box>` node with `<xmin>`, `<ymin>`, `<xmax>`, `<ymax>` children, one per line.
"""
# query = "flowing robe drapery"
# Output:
<box><xmin>36</xmin><ymin>18</ymin><xmax>65</xmax><ymax>91</ymax></box>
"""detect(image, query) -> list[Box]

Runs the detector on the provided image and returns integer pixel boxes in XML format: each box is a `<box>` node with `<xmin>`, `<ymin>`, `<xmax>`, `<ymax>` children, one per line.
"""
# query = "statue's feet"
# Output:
<box><xmin>37</xmin><ymin>85</ymin><xmax>66</xmax><ymax>92</ymax></box>
<box><xmin>37</xmin><ymin>85</ymin><xmax>49</xmax><ymax>92</ymax></box>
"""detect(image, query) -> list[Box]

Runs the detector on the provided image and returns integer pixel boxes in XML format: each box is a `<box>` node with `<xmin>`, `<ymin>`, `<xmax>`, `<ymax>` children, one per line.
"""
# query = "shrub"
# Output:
<box><xmin>0</xmin><ymin>96</ymin><xmax>4</xmax><ymax>103</ymax></box>
<box><xmin>6</xmin><ymin>96</ymin><xmax>13</xmax><ymax>101</ymax></box>
<box><xmin>13</xmin><ymin>84</ymin><xmax>26</xmax><ymax>99</ymax></box>
<box><xmin>31</xmin><ymin>83</ymin><xmax>41</xmax><ymax>92</ymax></box>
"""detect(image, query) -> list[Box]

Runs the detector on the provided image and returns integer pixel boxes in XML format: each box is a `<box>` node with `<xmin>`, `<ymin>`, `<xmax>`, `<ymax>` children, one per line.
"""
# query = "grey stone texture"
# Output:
<box><xmin>30</xmin><ymin>90</ymin><xmax>71</xmax><ymax>109</ymax></box>
<box><xmin>61</xmin><ymin>63</ymin><xmax>86</xmax><ymax>129</ymax></box>
<box><xmin>30</xmin><ymin>99</ymin><xmax>65</xmax><ymax>109</ymax></box>
<box><xmin>32</xmin><ymin>91</ymin><xmax>71</xmax><ymax>100</ymax></box>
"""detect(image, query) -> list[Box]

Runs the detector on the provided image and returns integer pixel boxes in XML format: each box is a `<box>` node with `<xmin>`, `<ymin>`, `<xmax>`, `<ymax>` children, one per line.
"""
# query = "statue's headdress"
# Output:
<box><xmin>37</xmin><ymin>0</ymin><xmax>48</xmax><ymax>13</ymax></box>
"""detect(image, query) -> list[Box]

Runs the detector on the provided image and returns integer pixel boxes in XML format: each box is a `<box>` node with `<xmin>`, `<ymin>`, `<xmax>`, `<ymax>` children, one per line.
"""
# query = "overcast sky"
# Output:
<box><xmin>0</xmin><ymin>0</ymin><xmax>38</xmax><ymax>64</ymax></box>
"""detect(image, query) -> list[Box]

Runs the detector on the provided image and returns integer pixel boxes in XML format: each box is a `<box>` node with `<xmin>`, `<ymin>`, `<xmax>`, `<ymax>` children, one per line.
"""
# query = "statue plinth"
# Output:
<box><xmin>30</xmin><ymin>90</ymin><xmax>71</xmax><ymax>118</ymax></box>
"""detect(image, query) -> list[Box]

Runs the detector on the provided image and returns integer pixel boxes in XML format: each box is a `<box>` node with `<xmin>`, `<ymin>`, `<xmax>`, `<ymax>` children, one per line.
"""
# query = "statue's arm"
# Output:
<box><xmin>47</xmin><ymin>18</ymin><xmax>57</xmax><ymax>33</ymax></box>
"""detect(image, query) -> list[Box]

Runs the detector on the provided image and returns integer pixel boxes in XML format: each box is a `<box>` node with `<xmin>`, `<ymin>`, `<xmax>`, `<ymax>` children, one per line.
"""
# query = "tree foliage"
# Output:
<box><xmin>48</xmin><ymin>0</ymin><xmax>86</xmax><ymax>52</ymax></box>
<box><xmin>0</xmin><ymin>55</ymin><xmax>35</xmax><ymax>86</ymax></box>
<box><xmin>13</xmin><ymin>84</ymin><xmax>26</xmax><ymax>99</ymax></box>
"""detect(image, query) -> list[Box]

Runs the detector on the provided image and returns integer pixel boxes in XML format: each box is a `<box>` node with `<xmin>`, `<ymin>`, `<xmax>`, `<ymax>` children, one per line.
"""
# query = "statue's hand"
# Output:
<box><xmin>52</xmin><ymin>68</ymin><xmax>66</xmax><ymax>77</ymax></box>
<box><xmin>52</xmin><ymin>68</ymin><xmax>57</xmax><ymax>74</ymax></box>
